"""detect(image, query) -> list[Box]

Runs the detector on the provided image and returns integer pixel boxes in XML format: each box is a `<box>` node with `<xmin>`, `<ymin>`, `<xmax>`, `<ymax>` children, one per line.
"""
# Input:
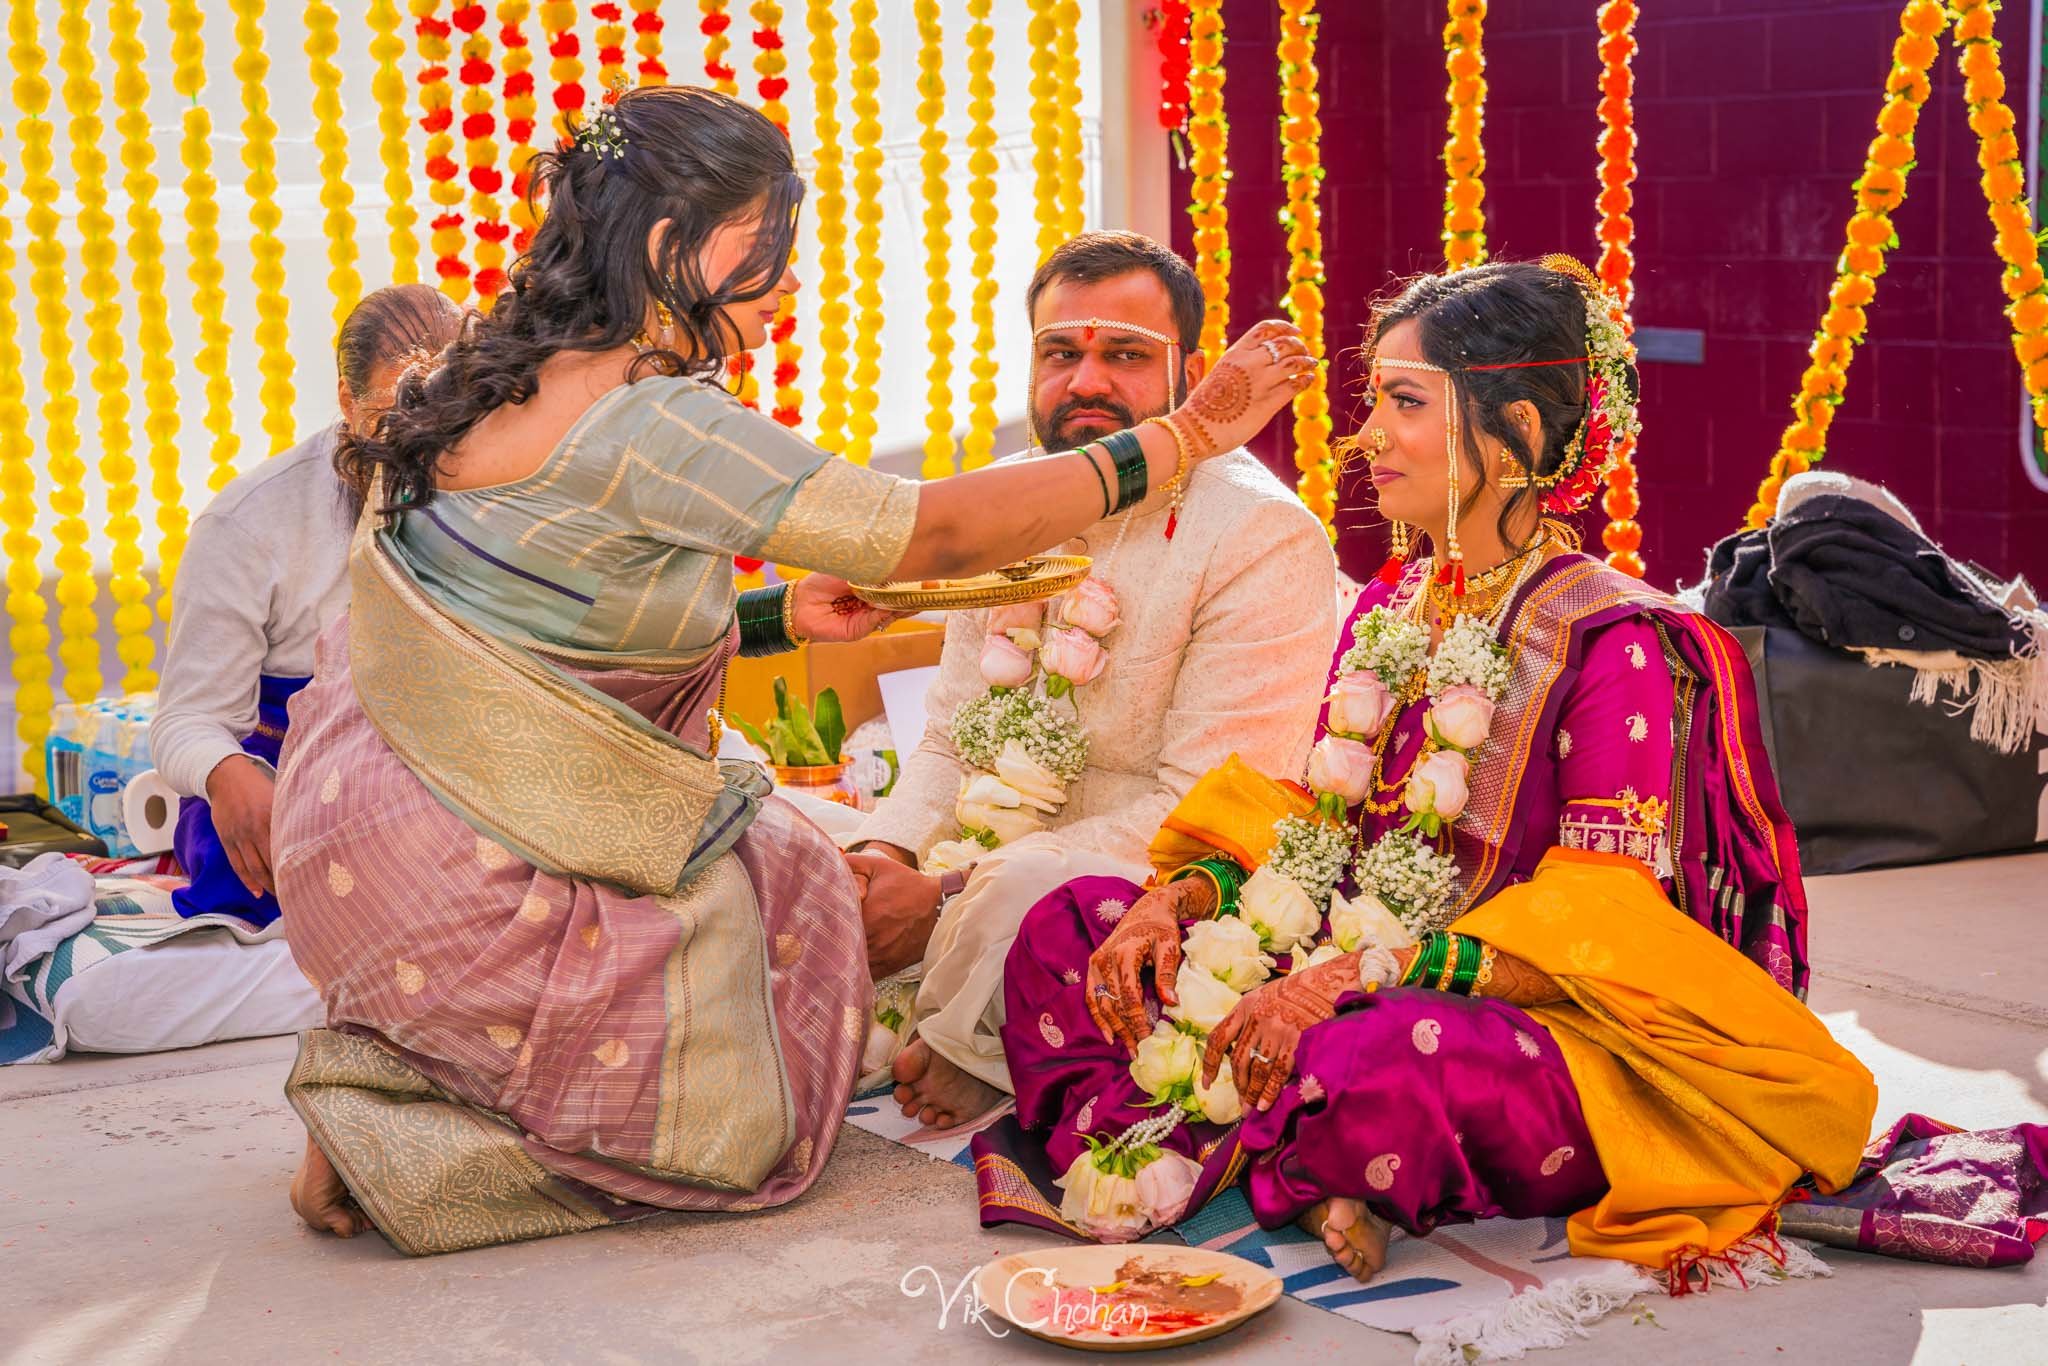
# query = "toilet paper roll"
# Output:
<box><xmin>121</xmin><ymin>768</ymin><xmax>183</xmax><ymax>856</ymax></box>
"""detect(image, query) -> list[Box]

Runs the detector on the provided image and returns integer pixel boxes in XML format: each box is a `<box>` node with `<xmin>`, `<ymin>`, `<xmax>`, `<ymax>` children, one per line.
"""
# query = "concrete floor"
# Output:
<box><xmin>4</xmin><ymin>852</ymin><xmax>2045</xmax><ymax>1365</ymax></box>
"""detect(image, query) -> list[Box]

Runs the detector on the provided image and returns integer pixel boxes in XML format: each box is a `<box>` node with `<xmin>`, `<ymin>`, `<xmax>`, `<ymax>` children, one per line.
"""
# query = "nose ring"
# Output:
<box><xmin>1368</xmin><ymin>427</ymin><xmax>1389</xmax><ymax>461</ymax></box>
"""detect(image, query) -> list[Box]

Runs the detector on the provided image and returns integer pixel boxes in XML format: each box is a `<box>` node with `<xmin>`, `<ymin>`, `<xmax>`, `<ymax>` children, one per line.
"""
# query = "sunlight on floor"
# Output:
<box><xmin>1910</xmin><ymin>1301</ymin><xmax>2048</xmax><ymax>1365</ymax></box>
<box><xmin>1818</xmin><ymin>1011</ymin><xmax>2048</xmax><ymax>1129</ymax></box>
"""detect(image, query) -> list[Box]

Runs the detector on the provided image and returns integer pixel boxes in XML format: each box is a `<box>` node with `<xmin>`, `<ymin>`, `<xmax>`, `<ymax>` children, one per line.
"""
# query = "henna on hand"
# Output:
<box><xmin>1472</xmin><ymin>945</ymin><xmax>1566</xmax><ymax>1007</ymax></box>
<box><xmin>1085</xmin><ymin>888</ymin><xmax>1184</xmax><ymax>1055</ymax></box>
<box><xmin>1186</xmin><ymin>361</ymin><xmax>1255</xmax><ymax>423</ymax></box>
<box><xmin>1201</xmin><ymin>951</ymin><xmax>1357</xmax><ymax>1112</ymax></box>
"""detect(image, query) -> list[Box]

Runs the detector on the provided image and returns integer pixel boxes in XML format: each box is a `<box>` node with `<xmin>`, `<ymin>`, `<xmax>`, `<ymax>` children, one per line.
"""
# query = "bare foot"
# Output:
<box><xmin>1299</xmin><ymin>1198</ymin><xmax>1390</xmax><ymax>1283</ymax></box>
<box><xmin>891</xmin><ymin>1036</ymin><xmax>1002</xmax><ymax>1129</ymax></box>
<box><xmin>290</xmin><ymin>1133</ymin><xmax>369</xmax><ymax>1239</ymax></box>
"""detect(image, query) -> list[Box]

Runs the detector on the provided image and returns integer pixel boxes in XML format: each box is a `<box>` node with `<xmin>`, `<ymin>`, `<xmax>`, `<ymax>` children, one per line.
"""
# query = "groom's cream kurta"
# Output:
<box><xmin>851</xmin><ymin>448</ymin><xmax>1337</xmax><ymax>1091</ymax></box>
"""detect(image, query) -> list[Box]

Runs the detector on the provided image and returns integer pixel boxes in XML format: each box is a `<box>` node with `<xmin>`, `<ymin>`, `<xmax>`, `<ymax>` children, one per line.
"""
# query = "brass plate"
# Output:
<box><xmin>849</xmin><ymin>554</ymin><xmax>1091</xmax><ymax>612</ymax></box>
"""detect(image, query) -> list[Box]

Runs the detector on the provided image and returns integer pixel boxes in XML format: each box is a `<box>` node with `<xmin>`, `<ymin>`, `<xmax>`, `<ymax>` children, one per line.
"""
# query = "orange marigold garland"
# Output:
<box><xmin>417</xmin><ymin>0</ymin><xmax>470</xmax><ymax>302</ymax></box>
<box><xmin>1442</xmin><ymin>0</ymin><xmax>1487</xmax><ymax>270</ymax></box>
<box><xmin>1951</xmin><ymin>0</ymin><xmax>2048</xmax><ymax>435</ymax></box>
<box><xmin>541</xmin><ymin>1</ymin><xmax>584</xmax><ymax>143</ymax></box>
<box><xmin>593</xmin><ymin>2</ymin><xmax>628</xmax><ymax>93</ymax></box>
<box><xmin>455</xmin><ymin>3</ymin><xmax>510</xmax><ymax>308</ymax></box>
<box><xmin>632</xmin><ymin>0</ymin><xmax>666</xmax><ymax>84</ymax></box>
<box><xmin>1277</xmin><ymin>0</ymin><xmax>1333</xmax><ymax>533</ymax></box>
<box><xmin>1187</xmin><ymin>0</ymin><xmax>1229</xmax><ymax>359</ymax></box>
<box><xmin>1594</xmin><ymin>0</ymin><xmax>1643</xmax><ymax>578</ymax></box>
<box><xmin>500</xmin><ymin>2</ymin><xmax>540</xmax><ymax>256</ymax></box>
<box><xmin>754</xmin><ymin>1</ymin><xmax>800</xmax><ymax>428</ymax></box>
<box><xmin>700</xmin><ymin>0</ymin><xmax>737</xmax><ymax>95</ymax></box>
<box><xmin>1744</xmin><ymin>0</ymin><xmax>1946</xmax><ymax>528</ymax></box>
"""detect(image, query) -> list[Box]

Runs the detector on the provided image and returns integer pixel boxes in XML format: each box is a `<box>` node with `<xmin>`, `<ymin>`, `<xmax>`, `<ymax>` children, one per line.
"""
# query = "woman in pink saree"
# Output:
<box><xmin>978</xmin><ymin>261</ymin><xmax>2046</xmax><ymax>1288</ymax></box>
<box><xmin>274</xmin><ymin>86</ymin><xmax>1317</xmax><ymax>1254</ymax></box>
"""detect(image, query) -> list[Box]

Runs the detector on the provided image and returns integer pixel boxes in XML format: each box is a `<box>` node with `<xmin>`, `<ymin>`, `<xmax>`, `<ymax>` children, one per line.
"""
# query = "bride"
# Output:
<box><xmin>976</xmin><ymin>258</ymin><xmax>2046</xmax><ymax>1290</ymax></box>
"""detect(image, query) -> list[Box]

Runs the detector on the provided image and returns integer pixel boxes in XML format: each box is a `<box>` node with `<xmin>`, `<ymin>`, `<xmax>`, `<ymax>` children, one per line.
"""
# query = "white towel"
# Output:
<box><xmin>0</xmin><ymin>853</ymin><xmax>97</xmax><ymax>981</ymax></box>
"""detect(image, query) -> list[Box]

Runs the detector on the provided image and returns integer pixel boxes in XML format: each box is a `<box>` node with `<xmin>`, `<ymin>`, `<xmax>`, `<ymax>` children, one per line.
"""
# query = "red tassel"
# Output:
<box><xmin>1375</xmin><ymin>555</ymin><xmax>1405</xmax><ymax>585</ymax></box>
<box><xmin>1434</xmin><ymin>560</ymin><xmax>1454</xmax><ymax>586</ymax></box>
<box><xmin>1164</xmin><ymin>510</ymin><xmax>1178</xmax><ymax>540</ymax></box>
<box><xmin>1452</xmin><ymin>564</ymin><xmax>1467</xmax><ymax>596</ymax></box>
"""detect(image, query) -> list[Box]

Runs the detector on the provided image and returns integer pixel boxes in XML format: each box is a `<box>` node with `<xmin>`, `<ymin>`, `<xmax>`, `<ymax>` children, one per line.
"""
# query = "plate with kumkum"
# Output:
<box><xmin>973</xmin><ymin>1245</ymin><xmax>1282</xmax><ymax>1352</ymax></box>
<box><xmin>849</xmin><ymin>554</ymin><xmax>1092</xmax><ymax>612</ymax></box>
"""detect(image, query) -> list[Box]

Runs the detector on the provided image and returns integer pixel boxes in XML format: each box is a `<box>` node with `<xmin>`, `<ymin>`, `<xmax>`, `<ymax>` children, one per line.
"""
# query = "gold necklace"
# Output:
<box><xmin>1426</xmin><ymin>534</ymin><xmax>1550</xmax><ymax>625</ymax></box>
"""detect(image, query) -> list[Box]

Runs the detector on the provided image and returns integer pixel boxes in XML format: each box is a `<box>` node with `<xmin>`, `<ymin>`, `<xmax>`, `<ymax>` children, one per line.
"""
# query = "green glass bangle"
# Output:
<box><xmin>1096</xmin><ymin>428</ymin><xmax>1149</xmax><ymax>513</ymax></box>
<box><xmin>736</xmin><ymin>584</ymin><xmax>797</xmax><ymax>657</ymax></box>
<box><xmin>1404</xmin><ymin>932</ymin><xmax>1450</xmax><ymax>989</ymax></box>
<box><xmin>1449</xmin><ymin>934</ymin><xmax>1484</xmax><ymax>995</ymax></box>
<box><xmin>1072</xmin><ymin>446</ymin><xmax>1114</xmax><ymax>519</ymax></box>
<box><xmin>1171</xmin><ymin>855</ymin><xmax>1247</xmax><ymax>919</ymax></box>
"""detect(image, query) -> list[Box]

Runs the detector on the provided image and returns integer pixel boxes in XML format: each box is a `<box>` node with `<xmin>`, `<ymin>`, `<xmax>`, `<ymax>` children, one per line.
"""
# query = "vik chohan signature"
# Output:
<box><xmin>898</xmin><ymin>1263</ymin><xmax>1153</xmax><ymax>1339</ymax></box>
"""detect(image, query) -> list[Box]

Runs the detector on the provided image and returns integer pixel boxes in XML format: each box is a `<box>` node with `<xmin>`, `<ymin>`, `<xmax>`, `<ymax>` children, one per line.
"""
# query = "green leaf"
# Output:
<box><xmin>782</xmin><ymin>697</ymin><xmax>830</xmax><ymax>765</ymax></box>
<box><xmin>813</xmin><ymin>687</ymin><xmax>846</xmax><ymax>763</ymax></box>
<box><xmin>731</xmin><ymin>714</ymin><xmax>772</xmax><ymax>756</ymax></box>
<box><xmin>763</xmin><ymin>718</ymin><xmax>797</xmax><ymax>766</ymax></box>
<box><xmin>772</xmin><ymin>675</ymin><xmax>792</xmax><ymax>723</ymax></box>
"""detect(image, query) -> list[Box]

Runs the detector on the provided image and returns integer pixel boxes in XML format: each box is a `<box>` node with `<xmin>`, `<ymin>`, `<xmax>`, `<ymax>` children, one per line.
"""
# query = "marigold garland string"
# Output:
<box><xmin>1187</xmin><ymin>0</ymin><xmax>1229</xmax><ymax>358</ymax></box>
<box><xmin>632</xmin><ymin>0</ymin><xmax>666</xmax><ymax>84</ymax></box>
<box><xmin>1744</xmin><ymin>0</ymin><xmax>1945</xmax><ymax>528</ymax></box>
<box><xmin>108</xmin><ymin>0</ymin><xmax>188</xmax><ymax>631</ymax></box>
<box><xmin>456</xmin><ymin>4</ymin><xmax>510</xmax><ymax>308</ymax></box>
<box><xmin>0</xmin><ymin>141</ymin><xmax>52</xmax><ymax>781</ymax></box>
<box><xmin>11</xmin><ymin>0</ymin><xmax>97</xmax><ymax>706</ymax></box>
<box><xmin>1951</xmin><ymin>0</ymin><xmax>2048</xmax><ymax>436</ymax></box>
<box><xmin>700</xmin><ymin>0</ymin><xmax>737</xmax><ymax>95</ymax></box>
<box><xmin>1153</xmin><ymin>0</ymin><xmax>1191</xmax><ymax>132</ymax></box>
<box><xmin>1594</xmin><ymin>0</ymin><xmax>1643</xmax><ymax>578</ymax></box>
<box><xmin>60</xmin><ymin>0</ymin><xmax>134</xmax><ymax>696</ymax></box>
<box><xmin>542</xmin><ymin>1</ymin><xmax>585</xmax><ymax>143</ymax></box>
<box><xmin>1442</xmin><ymin>0</ymin><xmax>1488</xmax><ymax>270</ymax></box>
<box><xmin>418</xmin><ymin>1</ymin><xmax>470</xmax><ymax>301</ymax></box>
<box><xmin>369</xmin><ymin>0</ymin><xmax>421</xmax><ymax>283</ymax></box>
<box><xmin>1053</xmin><ymin>0</ymin><xmax>1086</xmax><ymax>238</ymax></box>
<box><xmin>168</xmin><ymin>0</ymin><xmax>239</xmax><ymax>500</ymax></box>
<box><xmin>1026</xmin><ymin>0</ymin><xmax>1061</xmax><ymax>262</ymax></box>
<box><xmin>961</xmin><ymin>0</ymin><xmax>1001</xmax><ymax>470</ymax></box>
<box><xmin>230</xmin><ymin>0</ymin><xmax>297</xmax><ymax>455</ymax></box>
<box><xmin>501</xmin><ymin>2</ymin><xmax>540</xmax><ymax>256</ymax></box>
<box><xmin>593</xmin><ymin>3</ymin><xmax>628</xmax><ymax>94</ymax></box>
<box><xmin>1277</xmin><ymin>0</ymin><xmax>1334</xmax><ymax>534</ymax></box>
<box><xmin>306</xmin><ymin>1</ymin><xmax>364</xmax><ymax>336</ymax></box>
<box><xmin>753</xmin><ymin>1</ymin><xmax>800</xmax><ymax>428</ymax></box>
<box><xmin>844</xmin><ymin>0</ymin><xmax>884</xmax><ymax>466</ymax></box>
<box><xmin>805</xmin><ymin>0</ymin><xmax>852</xmax><ymax>455</ymax></box>
<box><xmin>914</xmin><ymin>0</ymin><xmax>956</xmax><ymax>477</ymax></box>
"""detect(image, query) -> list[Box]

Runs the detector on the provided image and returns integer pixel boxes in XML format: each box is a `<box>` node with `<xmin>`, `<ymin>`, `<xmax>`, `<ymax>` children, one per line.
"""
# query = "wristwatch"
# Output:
<box><xmin>935</xmin><ymin>867</ymin><xmax>969</xmax><ymax>911</ymax></box>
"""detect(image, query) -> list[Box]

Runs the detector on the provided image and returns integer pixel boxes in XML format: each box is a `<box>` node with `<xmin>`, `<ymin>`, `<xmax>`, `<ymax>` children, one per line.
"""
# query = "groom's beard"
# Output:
<box><xmin>1037</xmin><ymin>395</ymin><xmax>1150</xmax><ymax>451</ymax></box>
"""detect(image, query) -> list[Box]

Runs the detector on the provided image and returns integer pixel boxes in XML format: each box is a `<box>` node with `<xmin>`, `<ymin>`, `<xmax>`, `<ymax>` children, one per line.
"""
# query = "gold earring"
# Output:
<box><xmin>1499</xmin><ymin>450</ymin><xmax>1531</xmax><ymax>490</ymax></box>
<box><xmin>1440</xmin><ymin>379</ymin><xmax>1466</xmax><ymax>595</ymax></box>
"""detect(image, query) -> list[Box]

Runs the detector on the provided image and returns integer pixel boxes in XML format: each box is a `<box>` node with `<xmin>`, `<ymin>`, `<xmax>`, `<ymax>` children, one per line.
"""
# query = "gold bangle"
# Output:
<box><xmin>781</xmin><ymin>580</ymin><xmax>810</xmax><ymax>647</ymax></box>
<box><xmin>1435</xmin><ymin>934</ymin><xmax>1461</xmax><ymax>993</ymax></box>
<box><xmin>1472</xmin><ymin>943</ymin><xmax>1497</xmax><ymax>995</ymax></box>
<box><xmin>1145</xmin><ymin>414</ymin><xmax>1193</xmax><ymax>492</ymax></box>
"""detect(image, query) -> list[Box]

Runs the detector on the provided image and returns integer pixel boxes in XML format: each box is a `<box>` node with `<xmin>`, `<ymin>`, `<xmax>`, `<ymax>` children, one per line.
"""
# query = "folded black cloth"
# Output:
<box><xmin>1700</xmin><ymin>526</ymin><xmax>1796</xmax><ymax>633</ymax></box>
<box><xmin>1764</xmin><ymin>494</ymin><xmax>2027</xmax><ymax>657</ymax></box>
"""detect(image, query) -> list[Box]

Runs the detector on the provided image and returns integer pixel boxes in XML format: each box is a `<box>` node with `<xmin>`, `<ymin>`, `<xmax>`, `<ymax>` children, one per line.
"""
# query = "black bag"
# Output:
<box><xmin>1733</xmin><ymin>626</ymin><xmax>2047</xmax><ymax>875</ymax></box>
<box><xmin>0</xmin><ymin>793</ymin><xmax>108</xmax><ymax>868</ymax></box>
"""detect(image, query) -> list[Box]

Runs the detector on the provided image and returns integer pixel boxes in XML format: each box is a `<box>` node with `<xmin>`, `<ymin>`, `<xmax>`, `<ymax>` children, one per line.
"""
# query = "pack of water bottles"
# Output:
<box><xmin>44</xmin><ymin>693</ymin><xmax>157</xmax><ymax>860</ymax></box>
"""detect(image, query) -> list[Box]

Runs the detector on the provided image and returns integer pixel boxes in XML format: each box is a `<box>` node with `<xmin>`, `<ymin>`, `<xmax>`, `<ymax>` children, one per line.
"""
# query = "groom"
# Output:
<box><xmin>846</xmin><ymin>231</ymin><xmax>1337</xmax><ymax>1127</ymax></box>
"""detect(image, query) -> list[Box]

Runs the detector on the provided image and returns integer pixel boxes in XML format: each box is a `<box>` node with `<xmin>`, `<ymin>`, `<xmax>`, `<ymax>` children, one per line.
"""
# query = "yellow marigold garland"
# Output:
<box><xmin>369</xmin><ymin>1</ymin><xmax>420</xmax><ymax>284</ymax></box>
<box><xmin>0</xmin><ymin>141</ymin><xmax>52</xmax><ymax>781</ymax></box>
<box><xmin>542</xmin><ymin>1</ymin><xmax>585</xmax><ymax>144</ymax></box>
<box><xmin>1595</xmin><ymin>0</ymin><xmax>1643</xmax><ymax>579</ymax></box>
<box><xmin>108</xmin><ymin>0</ymin><xmax>188</xmax><ymax>633</ymax></box>
<box><xmin>805</xmin><ymin>0</ymin><xmax>852</xmax><ymax>455</ymax></box>
<box><xmin>961</xmin><ymin>0</ymin><xmax>1001</xmax><ymax>470</ymax></box>
<box><xmin>632</xmin><ymin>0</ymin><xmax>666</xmax><ymax>84</ymax></box>
<box><xmin>1277</xmin><ymin>0</ymin><xmax>1333</xmax><ymax>533</ymax></box>
<box><xmin>501</xmin><ymin>3</ymin><xmax>541</xmax><ymax>257</ymax></box>
<box><xmin>12</xmin><ymin>1</ymin><xmax>96</xmax><ymax>706</ymax></box>
<box><xmin>1952</xmin><ymin>0</ymin><xmax>2048</xmax><ymax>433</ymax></box>
<box><xmin>1053</xmin><ymin>0</ymin><xmax>1085</xmax><ymax>238</ymax></box>
<box><xmin>418</xmin><ymin>1</ymin><xmax>470</xmax><ymax>302</ymax></box>
<box><xmin>230</xmin><ymin>0</ymin><xmax>297</xmax><ymax>456</ymax></box>
<box><xmin>306</xmin><ymin>1</ymin><xmax>363</xmax><ymax>336</ymax></box>
<box><xmin>456</xmin><ymin>5</ymin><xmax>510</xmax><ymax>309</ymax></box>
<box><xmin>1441</xmin><ymin>0</ymin><xmax>1487</xmax><ymax>270</ymax></box>
<box><xmin>1027</xmin><ymin>0</ymin><xmax>1061</xmax><ymax>262</ymax></box>
<box><xmin>1744</xmin><ymin>0</ymin><xmax>1946</xmax><ymax>528</ymax></box>
<box><xmin>1187</xmin><ymin>0</ymin><xmax>1229</xmax><ymax>359</ymax></box>
<box><xmin>914</xmin><ymin>0</ymin><xmax>957</xmax><ymax>478</ymax></box>
<box><xmin>700</xmin><ymin>0</ymin><xmax>738</xmax><ymax>95</ymax></box>
<box><xmin>169</xmin><ymin>0</ymin><xmax>239</xmax><ymax>500</ymax></box>
<box><xmin>753</xmin><ymin>1</ymin><xmax>800</xmax><ymax>428</ymax></box>
<box><xmin>844</xmin><ymin>0</ymin><xmax>884</xmax><ymax>466</ymax></box>
<box><xmin>63</xmin><ymin>0</ymin><xmax>143</xmax><ymax>694</ymax></box>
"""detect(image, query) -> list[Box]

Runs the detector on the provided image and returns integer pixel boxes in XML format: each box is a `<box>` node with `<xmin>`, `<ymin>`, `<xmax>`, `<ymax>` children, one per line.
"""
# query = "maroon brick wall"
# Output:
<box><xmin>1171</xmin><ymin>0</ymin><xmax>2048</xmax><ymax>590</ymax></box>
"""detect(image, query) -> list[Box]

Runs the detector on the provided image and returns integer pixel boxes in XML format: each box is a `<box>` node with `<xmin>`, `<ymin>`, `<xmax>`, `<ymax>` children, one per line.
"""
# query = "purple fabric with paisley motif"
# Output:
<box><xmin>1779</xmin><ymin>1113</ymin><xmax>2048</xmax><ymax>1267</ymax></box>
<box><xmin>1240</xmin><ymin>989</ymin><xmax>1608</xmax><ymax>1233</ymax></box>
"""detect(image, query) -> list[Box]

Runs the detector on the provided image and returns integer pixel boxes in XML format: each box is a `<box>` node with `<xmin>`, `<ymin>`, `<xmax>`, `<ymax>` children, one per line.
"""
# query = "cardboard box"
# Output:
<box><xmin>725</xmin><ymin>618</ymin><xmax>945</xmax><ymax>736</ymax></box>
